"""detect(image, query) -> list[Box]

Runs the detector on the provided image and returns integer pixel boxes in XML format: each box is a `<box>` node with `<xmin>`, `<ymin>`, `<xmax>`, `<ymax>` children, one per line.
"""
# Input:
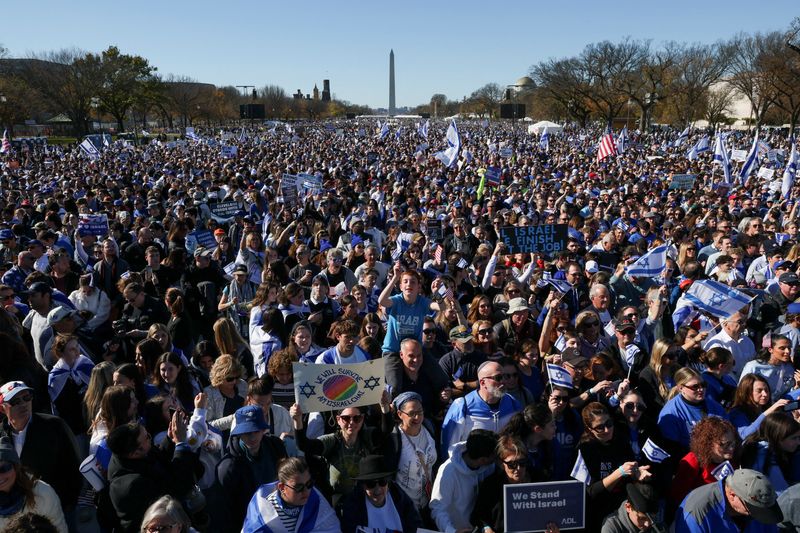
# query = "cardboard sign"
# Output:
<box><xmin>78</xmin><ymin>214</ymin><xmax>109</xmax><ymax>236</ymax></box>
<box><xmin>504</xmin><ymin>480</ymin><xmax>585</xmax><ymax>532</ymax></box>
<box><xmin>281</xmin><ymin>173</ymin><xmax>299</xmax><ymax>205</ymax></box>
<box><xmin>293</xmin><ymin>359</ymin><xmax>386</xmax><ymax>413</ymax></box>
<box><xmin>668</xmin><ymin>174</ymin><xmax>697</xmax><ymax>190</ymax></box>
<box><xmin>210</xmin><ymin>201</ymin><xmax>239</xmax><ymax>218</ymax></box>
<box><xmin>499</xmin><ymin>224</ymin><xmax>568</xmax><ymax>254</ymax></box>
<box><xmin>757</xmin><ymin>167</ymin><xmax>775</xmax><ymax>180</ymax></box>
<box><xmin>731</xmin><ymin>149</ymin><xmax>748</xmax><ymax>162</ymax></box>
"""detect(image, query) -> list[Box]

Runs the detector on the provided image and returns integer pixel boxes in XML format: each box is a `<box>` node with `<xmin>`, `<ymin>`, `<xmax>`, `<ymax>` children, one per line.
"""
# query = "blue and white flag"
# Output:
<box><xmin>79</xmin><ymin>138</ymin><xmax>100</xmax><ymax>161</ymax></box>
<box><xmin>782</xmin><ymin>138</ymin><xmax>798</xmax><ymax>200</ymax></box>
<box><xmin>684</xmin><ymin>280</ymin><xmax>752</xmax><ymax>319</ymax></box>
<box><xmin>395</xmin><ymin>126</ymin><xmax>403</xmax><ymax>140</ymax></box>
<box><xmin>626</xmin><ymin>245</ymin><xmax>667</xmax><ymax>277</ymax></box>
<box><xmin>617</xmin><ymin>126</ymin><xmax>627</xmax><ymax>154</ymax></box>
<box><xmin>740</xmin><ymin>130</ymin><xmax>760</xmax><ymax>186</ymax></box>
<box><xmin>546</xmin><ymin>363</ymin><xmax>573</xmax><ymax>389</ymax></box>
<box><xmin>687</xmin><ymin>135</ymin><xmax>710</xmax><ymax>161</ymax></box>
<box><xmin>546</xmin><ymin>278</ymin><xmax>573</xmax><ymax>294</ymax></box>
<box><xmin>713</xmin><ymin>133</ymin><xmax>733</xmax><ymax>184</ymax></box>
<box><xmin>418</xmin><ymin>119</ymin><xmax>429</xmax><ymax>140</ymax></box>
<box><xmin>776</xmin><ymin>233</ymin><xmax>791</xmax><ymax>246</ymax></box>
<box><xmin>642</xmin><ymin>438</ymin><xmax>671</xmax><ymax>463</ymax></box>
<box><xmin>711</xmin><ymin>460</ymin><xmax>735</xmax><ymax>480</ymax></box>
<box><xmin>673</xmin><ymin>126</ymin><xmax>690</xmax><ymax>147</ymax></box>
<box><xmin>378</xmin><ymin>122</ymin><xmax>390</xmax><ymax>140</ymax></box>
<box><xmin>434</xmin><ymin>119</ymin><xmax>461</xmax><ymax>168</ymax></box>
<box><xmin>539</xmin><ymin>128</ymin><xmax>550</xmax><ymax>152</ymax></box>
<box><xmin>570</xmin><ymin>450</ymin><xmax>591</xmax><ymax>486</ymax></box>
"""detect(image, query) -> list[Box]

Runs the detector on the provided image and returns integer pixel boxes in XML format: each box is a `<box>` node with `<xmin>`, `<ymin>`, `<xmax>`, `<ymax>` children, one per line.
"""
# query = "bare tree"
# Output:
<box><xmin>669</xmin><ymin>43</ymin><xmax>728</xmax><ymax>126</ymax></box>
<box><xmin>619</xmin><ymin>41</ymin><xmax>680</xmax><ymax>129</ymax></box>
<box><xmin>531</xmin><ymin>58</ymin><xmax>591</xmax><ymax>126</ymax></box>
<box><xmin>259</xmin><ymin>85</ymin><xmax>288</xmax><ymax>119</ymax></box>
<box><xmin>469</xmin><ymin>83</ymin><xmax>504</xmax><ymax>117</ymax></box>
<box><xmin>704</xmin><ymin>84</ymin><xmax>735</xmax><ymax>128</ymax></box>
<box><xmin>725</xmin><ymin>33</ymin><xmax>779</xmax><ymax>128</ymax></box>
<box><xmin>163</xmin><ymin>75</ymin><xmax>207</xmax><ymax>128</ymax></box>
<box><xmin>761</xmin><ymin>30</ymin><xmax>800</xmax><ymax>131</ymax></box>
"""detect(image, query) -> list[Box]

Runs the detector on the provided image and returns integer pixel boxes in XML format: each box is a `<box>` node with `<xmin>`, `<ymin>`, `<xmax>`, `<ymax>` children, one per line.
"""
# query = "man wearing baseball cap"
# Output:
<box><xmin>675</xmin><ymin>468</ymin><xmax>782</xmax><ymax>531</ymax></box>
<box><xmin>0</xmin><ymin>381</ymin><xmax>82</xmax><ymax>524</ymax></box>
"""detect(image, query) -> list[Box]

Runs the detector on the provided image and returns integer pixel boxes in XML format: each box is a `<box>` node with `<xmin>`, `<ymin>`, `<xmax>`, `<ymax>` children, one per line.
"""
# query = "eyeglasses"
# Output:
<box><xmin>225</xmin><ymin>376</ymin><xmax>239</xmax><ymax>383</ymax></box>
<box><xmin>400</xmin><ymin>410</ymin><xmax>424</xmax><ymax>418</ymax></box>
<box><xmin>478</xmin><ymin>328</ymin><xmax>492</xmax><ymax>336</ymax></box>
<box><xmin>338</xmin><ymin>414</ymin><xmax>364</xmax><ymax>424</ymax></box>
<box><xmin>623</xmin><ymin>313</ymin><xmax>638</xmax><ymax>320</ymax></box>
<box><xmin>364</xmin><ymin>477</ymin><xmax>389</xmax><ymax>489</ymax></box>
<box><xmin>502</xmin><ymin>458</ymin><xmax>527</xmax><ymax>470</ymax></box>
<box><xmin>682</xmin><ymin>383</ymin><xmax>707</xmax><ymax>392</ymax></box>
<box><xmin>591</xmin><ymin>419</ymin><xmax>614</xmax><ymax>432</ymax></box>
<box><xmin>622</xmin><ymin>403</ymin><xmax>646</xmax><ymax>412</ymax></box>
<box><xmin>8</xmin><ymin>392</ymin><xmax>33</xmax><ymax>407</ymax></box>
<box><xmin>284</xmin><ymin>479</ymin><xmax>314</xmax><ymax>492</ymax></box>
<box><xmin>483</xmin><ymin>374</ymin><xmax>504</xmax><ymax>383</ymax></box>
<box><xmin>422</xmin><ymin>329</ymin><xmax>436</xmax><ymax>335</ymax></box>
<box><xmin>506</xmin><ymin>288</ymin><xmax>521</xmax><ymax>295</ymax></box>
<box><xmin>549</xmin><ymin>395</ymin><xmax>569</xmax><ymax>403</ymax></box>
<box><xmin>0</xmin><ymin>462</ymin><xmax>14</xmax><ymax>474</ymax></box>
<box><xmin>145</xmin><ymin>524</ymin><xmax>177</xmax><ymax>533</ymax></box>
<box><xmin>582</xmin><ymin>320</ymin><xmax>599</xmax><ymax>327</ymax></box>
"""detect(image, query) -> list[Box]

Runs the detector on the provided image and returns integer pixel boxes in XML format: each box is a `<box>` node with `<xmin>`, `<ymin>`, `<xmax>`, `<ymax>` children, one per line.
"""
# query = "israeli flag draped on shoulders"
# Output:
<box><xmin>434</xmin><ymin>119</ymin><xmax>461</xmax><ymax>168</ymax></box>
<box><xmin>571</xmin><ymin>450</ymin><xmax>591</xmax><ymax>485</ymax></box>
<box><xmin>713</xmin><ymin>132</ymin><xmax>733</xmax><ymax>184</ymax></box>
<box><xmin>242</xmin><ymin>482</ymin><xmax>340</xmax><ymax>533</ymax></box>
<box><xmin>683</xmin><ymin>280</ymin><xmax>753</xmax><ymax>319</ymax></box>
<box><xmin>48</xmin><ymin>354</ymin><xmax>94</xmax><ymax>402</ymax></box>
<box><xmin>625</xmin><ymin>245</ymin><xmax>667</xmax><ymax>277</ymax></box>
<box><xmin>782</xmin><ymin>137</ymin><xmax>798</xmax><ymax>200</ymax></box>
<box><xmin>547</xmin><ymin>363</ymin><xmax>573</xmax><ymax>389</ymax></box>
<box><xmin>740</xmin><ymin>130</ymin><xmax>760</xmax><ymax>186</ymax></box>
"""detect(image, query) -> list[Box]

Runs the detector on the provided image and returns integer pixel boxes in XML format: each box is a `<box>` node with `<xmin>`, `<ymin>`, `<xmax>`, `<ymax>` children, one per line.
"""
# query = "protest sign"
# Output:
<box><xmin>367</xmin><ymin>151</ymin><xmax>379</xmax><ymax>165</ymax></box>
<box><xmin>504</xmin><ymin>480</ymin><xmax>585</xmax><ymax>532</ymax></box>
<box><xmin>731</xmin><ymin>149</ymin><xmax>748</xmax><ymax>162</ymax></box>
<box><xmin>293</xmin><ymin>359</ymin><xmax>385</xmax><ymax>413</ymax></box>
<box><xmin>768</xmin><ymin>149</ymin><xmax>785</xmax><ymax>164</ymax></box>
<box><xmin>281</xmin><ymin>173</ymin><xmax>299</xmax><ymax>205</ymax></box>
<box><xmin>426</xmin><ymin>219</ymin><xmax>443</xmax><ymax>241</ymax></box>
<box><xmin>210</xmin><ymin>201</ymin><xmax>239</xmax><ymax>218</ymax></box>
<box><xmin>297</xmin><ymin>173</ymin><xmax>323</xmax><ymax>195</ymax></box>
<box><xmin>78</xmin><ymin>214</ymin><xmax>109</xmax><ymax>237</ymax></box>
<box><xmin>191</xmin><ymin>230</ymin><xmax>217</xmax><ymax>250</ymax></box>
<box><xmin>499</xmin><ymin>224</ymin><xmax>568</xmax><ymax>254</ymax></box>
<box><xmin>220</xmin><ymin>145</ymin><xmax>238</xmax><ymax>158</ymax></box>
<box><xmin>485</xmin><ymin>166</ymin><xmax>502</xmax><ymax>186</ymax></box>
<box><xmin>757</xmin><ymin>167</ymin><xmax>775</xmax><ymax>180</ymax></box>
<box><xmin>499</xmin><ymin>146</ymin><xmax>513</xmax><ymax>158</ymax></box>
<box><xmin>185</xmin><ymin>127</ymin><xmax>195</xmax><ymax>136</ymax></box>
<box><xmin>668</xmin><ymin>174</ymin><xmax>697</xmax><ymax>190</ymax></box>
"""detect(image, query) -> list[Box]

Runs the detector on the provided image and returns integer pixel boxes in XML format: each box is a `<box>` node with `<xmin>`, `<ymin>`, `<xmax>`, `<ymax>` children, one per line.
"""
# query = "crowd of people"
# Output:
<box><xmin>0</xmin><ymin>119</ymin><xmax>799</xmax><ymax>532</ymax></box>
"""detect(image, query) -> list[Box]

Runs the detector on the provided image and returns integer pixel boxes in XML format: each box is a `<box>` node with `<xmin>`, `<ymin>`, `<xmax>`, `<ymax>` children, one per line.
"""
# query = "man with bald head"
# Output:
<box><xmin>440</xmin><ymin>360</ymin><xmax>521</xmax><ymax>455</ymax></box>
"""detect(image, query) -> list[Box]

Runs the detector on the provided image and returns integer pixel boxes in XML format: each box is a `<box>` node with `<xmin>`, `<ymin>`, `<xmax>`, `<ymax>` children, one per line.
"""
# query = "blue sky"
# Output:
<box><xmin>3</xmin><ymin>1</ymin><xmax>796</xmax><ymax>109</ymax></box>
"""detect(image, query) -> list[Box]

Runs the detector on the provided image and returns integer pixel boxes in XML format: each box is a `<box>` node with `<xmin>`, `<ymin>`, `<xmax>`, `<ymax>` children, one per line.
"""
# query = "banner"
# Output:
<box><xmin>499</xmin><ymin>146</ymin><xmax>513</xmax><ymax>158</ymax></box>
<box><xmin>668</xmin><ymin>174</ymin><xmax>697</xmax><ymax>190</ymax></box>
<box><xmin>504</xmin><ymin>480</ymin><xmax>585</xmax><ymax>532</ymax></box>
<box><xmin>297</xmin><ymin>173</ymin><xmax>323</xmax><ymax>195</ymax></box>
<box><xmin>485</xmin><ymin>166</ymin><xmax>502</xmax><ymax>186</ymax></box>
<box><xmin>191</xmin><ymin>230</ymin><xmax>217</xmax><ymax>250</ymax></box>
<box><xmin>210</xmin><ymin>201</ymin><xmax>239</xmax><ymax>218</ymax></box>
<box><xmin>78</xmin><ymin>214</ymin><xmax>109</xmax><ymax>236</ymax></box>
<box><xmin>293</xmin><ymin>359</ymin><xmax>385</xmax><ymax>413</ymax></box>
<box><xmin>499</xmin><ymin>224</ymin><xmax>568</xmax><ymax>254</ymax></box>
<box><xmin>220</xmin><ymin>145</ymin><xmax>238</xmax><ymax>158</ymax></box>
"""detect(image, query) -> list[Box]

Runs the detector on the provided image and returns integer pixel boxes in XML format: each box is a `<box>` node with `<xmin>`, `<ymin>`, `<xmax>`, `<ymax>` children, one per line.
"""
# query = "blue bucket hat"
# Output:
<box><xmin>230</xmin><ymin>405</ymin><xmax>268</xmax><ymax>436</ymax></box>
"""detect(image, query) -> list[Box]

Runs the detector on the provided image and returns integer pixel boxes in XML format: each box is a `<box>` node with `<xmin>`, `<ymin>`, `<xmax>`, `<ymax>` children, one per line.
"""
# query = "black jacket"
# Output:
<box><xmin>338</xmin><ymin>482</ymin><xmax>421</xmax><ymax>533</ymax></box>
<box><xmin>107</xmin><ymin>442</ymin><xmax>201</xmax><ymax>533</ymax></box>
<box><xmin>0</xmin><ymin>413</ymin><xmax>82</xmax><ymax>508</ymax></box>
<box><xmin>215</xmin><ymin>434</ymin><xmax>288</xmax><ymax>533</ymax></box>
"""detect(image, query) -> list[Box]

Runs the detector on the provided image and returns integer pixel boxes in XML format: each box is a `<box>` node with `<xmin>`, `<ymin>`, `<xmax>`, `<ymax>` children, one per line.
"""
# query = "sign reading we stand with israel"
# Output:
<box><xmin>293</xmin><ymin>359</ymin><xmax>385</xmax><ymax>412</ymax></box>
<box><xmin>504</xmin><ymin>480</ymin><xmax>585</xmax><ymax>532</ymax></box>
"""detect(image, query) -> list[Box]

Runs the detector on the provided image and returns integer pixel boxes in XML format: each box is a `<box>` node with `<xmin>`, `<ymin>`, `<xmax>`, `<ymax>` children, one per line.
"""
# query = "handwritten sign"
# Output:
<box><xmin>499</xmin><ymin>224</ymin><xmax>568</xmax><ymax>254</ymax></box>
<box><xmin>504</xmin><ymin>480</ymin><xmax>585</xmax><ymax>532</ymax></box>
<box><xmin>220</xmin><ymin>145</ymin><xmax>238</xmax><ymax>158</ymax></box>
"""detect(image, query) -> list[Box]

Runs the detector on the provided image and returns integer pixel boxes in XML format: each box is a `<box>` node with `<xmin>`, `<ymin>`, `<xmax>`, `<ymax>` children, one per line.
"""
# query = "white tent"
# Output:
<box><xmin>528</xmin><ymin>120</ymin><xmax>563</xmax><ymax>135</ymax></box>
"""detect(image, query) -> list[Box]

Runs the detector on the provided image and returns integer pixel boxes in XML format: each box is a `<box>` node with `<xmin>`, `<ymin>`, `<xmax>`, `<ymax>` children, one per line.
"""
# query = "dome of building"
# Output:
<box><xmin>515</xmin><ymin>76</ymin><xmax>535</xmax><ymax>89</ymax></box>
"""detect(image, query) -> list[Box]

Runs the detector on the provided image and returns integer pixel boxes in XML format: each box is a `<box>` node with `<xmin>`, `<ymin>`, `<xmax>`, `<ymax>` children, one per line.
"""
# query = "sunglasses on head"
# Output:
<box><xmin>338</xmin><ymin>414</ymin><xmax>363</xmax><ymax>423</ymax></box>
<box><xmin>363</xmin><ymin>478</ymin><xmax>389</xmax><ymax>489</ymax></box>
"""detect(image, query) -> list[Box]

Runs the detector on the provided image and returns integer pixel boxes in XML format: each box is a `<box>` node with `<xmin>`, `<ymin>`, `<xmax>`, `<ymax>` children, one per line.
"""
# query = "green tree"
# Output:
<box><xmin>93</xmin><ymin>46</ymin><xmax>158</xmax><ymax>132</ymax></box>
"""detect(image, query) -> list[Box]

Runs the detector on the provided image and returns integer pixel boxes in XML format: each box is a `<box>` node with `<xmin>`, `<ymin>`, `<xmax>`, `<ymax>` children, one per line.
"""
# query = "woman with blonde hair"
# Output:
<box><xmin>203</xmin><ymin>354</ymin><xmax>248</xmax><ymax>436</ymax></box>
<box><xmin>676</xmin><ymin>242</ymin><xmax>697</xmax><ymax>272</ymax></box>
<box><xmin>213</xmin><ymin>317</ymin><xmax>254</xmax><ymax>378</ymax></box>
<box><xmin>472</xmin><ymin>319</ymin><xmax>500</xmax><ymax>357</ymax></box>
<box><xmin>637</xmin><ymin>338</ymin><xmax>679</xmax><ymax>417</ymax></box>
<box><xmin>83</xmin><ymin>361</ymin><xmax>117</xmax><ymax>428</ymax></box>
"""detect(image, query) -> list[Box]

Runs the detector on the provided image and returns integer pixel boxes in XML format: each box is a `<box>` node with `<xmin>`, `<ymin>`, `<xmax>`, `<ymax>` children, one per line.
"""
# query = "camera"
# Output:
<box><xmin>112</xmin><ymin>319</ymin><xmax>130</xmax><ymax>335</ymax></box>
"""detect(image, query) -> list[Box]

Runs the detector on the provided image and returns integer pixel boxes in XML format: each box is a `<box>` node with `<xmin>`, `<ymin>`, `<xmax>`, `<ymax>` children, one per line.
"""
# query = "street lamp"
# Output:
<box><xmin>91</xmin><ymin>97</ymin><xmax>101</xmax><ymax>136</ymax></box>
<box><xmin>0</xmin><ymin>94</ymin><xmax>6</xmax><ymax>132</ymax></box>
<box><xmin>643</xmin><ymin>92</ymin><xmax>659</xmax><ymax>130</ymax></box>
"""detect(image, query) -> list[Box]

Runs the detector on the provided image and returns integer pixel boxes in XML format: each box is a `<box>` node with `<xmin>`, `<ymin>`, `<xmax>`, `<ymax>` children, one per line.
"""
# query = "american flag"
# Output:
<box><xmin>433</xmin><ymin>243</ymin><xmax>443</xmax><ymax>263</ymax></box>
<box><xmin>596</xmin><ymin>129</ymin><xmax>617</xmax><ymax>162</ymax></box>
<box><xmin>0</xmin><ymin>130</ymin><xmax>10</xmax><ymax>154</ymax></box>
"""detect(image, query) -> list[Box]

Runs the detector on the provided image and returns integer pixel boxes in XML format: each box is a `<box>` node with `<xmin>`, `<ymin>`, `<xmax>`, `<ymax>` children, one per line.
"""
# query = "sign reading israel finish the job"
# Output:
<box><xmin>499</xmin><ymin>224</ymin><xmax>568</xmax><ymax>255</ymax></box>
<box><xmin>504</xmin><ymin>480</ymin><xmax>585</xmax><ymax>532</ymax></box>
<box><xmin>293</xmin><ymin>359</ymin><xmax>385</xmax><ymax>413</ymax></box>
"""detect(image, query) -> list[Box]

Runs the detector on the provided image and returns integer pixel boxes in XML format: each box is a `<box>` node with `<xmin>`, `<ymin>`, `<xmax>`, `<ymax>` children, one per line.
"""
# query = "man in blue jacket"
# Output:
<box><xmin>674</xmin><ymin>468</ymin><xmax>782</xmax><ymax>532</ymax></box>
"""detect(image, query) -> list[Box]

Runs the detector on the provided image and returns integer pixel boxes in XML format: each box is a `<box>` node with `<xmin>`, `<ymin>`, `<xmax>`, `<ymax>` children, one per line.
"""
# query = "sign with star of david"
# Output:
<box><xmin>292</xmin><ymin>358</ymin><xmax>386</xmax><ymax>413</ymax></box>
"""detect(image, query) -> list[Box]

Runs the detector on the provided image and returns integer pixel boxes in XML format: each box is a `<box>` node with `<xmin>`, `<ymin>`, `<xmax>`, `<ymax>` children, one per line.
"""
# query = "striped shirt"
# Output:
<box><xmin>267</xmin><ymin>491</ymin><xmax>301</xmax><ymax>532</ymax></box>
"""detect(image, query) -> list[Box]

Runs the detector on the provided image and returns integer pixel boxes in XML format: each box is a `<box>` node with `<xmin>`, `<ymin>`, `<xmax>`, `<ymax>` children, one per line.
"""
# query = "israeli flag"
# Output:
<box><xmin>546</xmin><ymin>363</ymin><xmax>574</xmax><ymax>389</ymax></box>
<box><xmin>624</xmin><ymin>344</ymin><xmax>640</xmax><ymax>368</ymax></box>
<box><xmin>642</xmin><ymin>438</ymin><xmax>670</xmax><ymax>463</ymax></box>
<box><xmin>626</xmin><ymin>245</ymin><xmax>667</xmax><ymax>277</ymax></box>
<box><xmin>378</xmin><ymin>122</ymin><xmax>390</xmax><ymax>140</ymax></box>
<box><xmin>673</xmin><ymin>126</ymin><xmax>690</xmax><ymax>147</ymax></box>
<box><xmin>79</xmin><ymin>138</ymin><xmax>100</xmax><ymax>161</ymax></box>
<box><xmin>395</xmin><ymin>126</ymin><xmax>403</xmax><ymax>140</ymax></box>
<box><xmin>782</xmin><ymin>138</ymin><xmax>798</xmax><ymax>200</ymax></box>
<box><xmin>684</xmin><ymin>280</ymin><xmax>752</xmax><ymax>318</ymax></box>
<box><xmin>687</xmin><ymin>136</ymin><xmax>710</xmax><ymax>161</ymax></box>
<box><xmin>434</xmin><ymin>119</ymin><xmax>461</xmax><ymax>168</ymax></box>
<box><xmin>617</xmin><ymin>126</ymin><xmax>627</xmax><ymax>154</ymax></box>
<box><xmin>776</xmin><ymin>233</ymin><xmax>791</xmax><ymax>246</ymax></box>
<box><xmin>418</xmin><ymin>119</ymin><xmax>429</xmax><ymax>140</ymax></box>
<box><xmin>740</xmin><ymin>131</ymin><xmax>760</xmax><ymax>186</ymax></box>
<box><xmin>713</xmin><ymin>133</ymin><xmax>732</xmax><ymax>184</ymax></box>
<box><xmin>539</xmin><ymin>128</ymin><xmax>550</xmax><ymax>152</ymax></box>
<box><xmin>711</xmin><ymin>460</ymin><xmax>735</xmax><ymax>480</ymax></box>
<box><xmin>546</xmin><ymin>278</ymin><xmax>573</xmax><ymax>294</ymax></box>
<box><xmin>570</xmin><ymin>450</ymin><xmax>592</xmax><ymax>486</ymax></box>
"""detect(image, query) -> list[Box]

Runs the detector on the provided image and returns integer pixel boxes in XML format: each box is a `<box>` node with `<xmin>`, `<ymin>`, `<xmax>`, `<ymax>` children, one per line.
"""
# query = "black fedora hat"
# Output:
<box><xmin>352</xmin><ymin>455</ymin><xmax>396</xmax><ymax>481</ymax></box>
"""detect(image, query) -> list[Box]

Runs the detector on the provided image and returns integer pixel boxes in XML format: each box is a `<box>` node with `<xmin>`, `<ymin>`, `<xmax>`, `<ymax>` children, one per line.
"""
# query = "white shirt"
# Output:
<box><xmin>704</xmin><ymin>328</ymin><xmax>756</xmax><ymax>380</ymax></box>
<box><xmin>365</xmin><ymin>491</ymin><xmax>403</xmax><ymax>532</ymax></box>
<box><xmin>12</xmin><ymin>417</ymin><xmax>31</xmax><ymax>457</ymax></box>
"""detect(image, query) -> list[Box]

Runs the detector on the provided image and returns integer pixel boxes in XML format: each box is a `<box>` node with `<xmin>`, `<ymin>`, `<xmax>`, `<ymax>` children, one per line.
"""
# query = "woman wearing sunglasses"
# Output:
<box><xmin>613</xmin><ymin>390</ymin><xmax>664</xmax><ymax>469</ymax></box>
<box><xmin>339</xmin><ymin>454</ymin><xmax>421</xmax><ymax>533</ymax></box>
<box><xmin>291</xmin><ymin>391</ymin><xmax>392</xmax><ymax>506</ymax></box>
<box><xmin>202</xmin><ymin>355</ymin><xmax>247</xmax><ymax>441</ymax></box>
<box><xmin>0</xmin><ymin>437</ymin><xmax>67</xmax><ymax>532</ymax></box>
<box><xmin>242</xmin><ymin>457</ymin><xmax>339</xmax><ymax>533</ymax></box>
<box><xmin>578</xmin><ymin>402</ymin><xmax>651</xmax><ymax>530</ymax></box>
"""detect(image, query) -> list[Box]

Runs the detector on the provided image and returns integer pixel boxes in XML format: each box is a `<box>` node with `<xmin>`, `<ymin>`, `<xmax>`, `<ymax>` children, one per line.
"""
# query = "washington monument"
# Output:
<box><xmin>389</xmin><ymin>49</ymin><xmax>396</xmax><ymax>116</ymax></box>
